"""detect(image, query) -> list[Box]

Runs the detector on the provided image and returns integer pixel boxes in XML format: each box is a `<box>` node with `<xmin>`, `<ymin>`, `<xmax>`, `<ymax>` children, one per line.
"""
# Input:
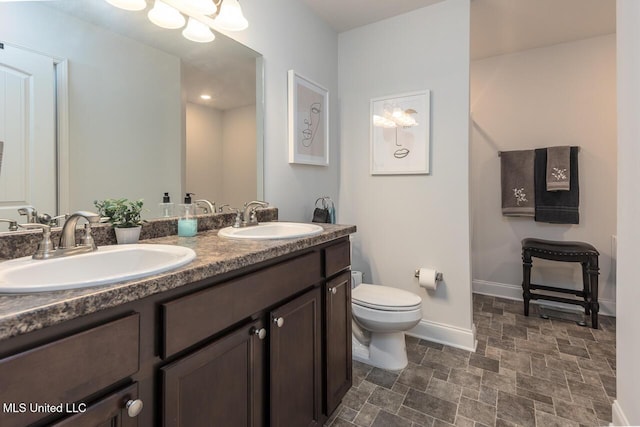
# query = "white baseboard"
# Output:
<box><xmin>611</xmin><ymin>400</ymin><xmax>630</xmax><ymax>426</ymax></box>
<box><xmin>472</xmin><ymin>279</ymin><xmax>616</xmax><ymax>317</ymax></box>
<box><xmin>407</xmin><ymin>319</ymin><xmax>477</xmax><ymax>352</ymax></box>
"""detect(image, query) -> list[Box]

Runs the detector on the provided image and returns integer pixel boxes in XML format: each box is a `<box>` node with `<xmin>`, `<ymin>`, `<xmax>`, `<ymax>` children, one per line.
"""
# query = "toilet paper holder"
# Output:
<box><xmin>414</xmin><ymin>269</ymin><xmax>443</xmax><ymax>281</ymax></box>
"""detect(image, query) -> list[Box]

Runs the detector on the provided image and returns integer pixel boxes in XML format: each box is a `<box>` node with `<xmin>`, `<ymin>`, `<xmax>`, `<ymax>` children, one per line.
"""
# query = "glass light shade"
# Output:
<box><xmin>182</xmin><ymin>18</ymin><xmax>216</xmax><ymax>43</ymax></box>
<box><xmin>214</xmin><ymin>0</ymin><xmax>248</xmax><ymax>31</ymax></box>
<box><xmin>184</xmin><ymin>0</ymin><xmax>217</xmax><ymax>15</ymax></box>
<box><xmin>105</xmin><ymin>0</ymin><xmax>146</xmax><ymax>11</ymax></box>
<box><xmin>148</xmin><ymin>0</ymin><xmax>186</xmax><ymax>29</ymax></box>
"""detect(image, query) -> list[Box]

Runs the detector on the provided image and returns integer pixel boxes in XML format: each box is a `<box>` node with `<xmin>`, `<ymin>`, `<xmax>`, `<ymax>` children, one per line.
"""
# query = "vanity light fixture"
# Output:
<box><xmin>148</xmin><ymin>0</ymin><xmax>186</xmax><ymax>29</ymax></box>
<box><xmin>213</xmin><ymin>0</ymin><xmax>248</xmax><ymax>31</ymax></box>
<box><xmin>104</xmin><ymin>0</ymin><xmax>249</xmax><ymax>43</ymax></box>
<box><xmin>105</xmin><ymin>0</ymin><xmax>146</xmax><ymax>11</ymax></box>
<box><xmin>200</xmin><ymin>94</ymin><xmax>212</xmax><ymax>100</ymax></box>
<box><xmin>183</xmin><ymin>17</ymin><xmax>216</xmax><ymax>42</ymax></box>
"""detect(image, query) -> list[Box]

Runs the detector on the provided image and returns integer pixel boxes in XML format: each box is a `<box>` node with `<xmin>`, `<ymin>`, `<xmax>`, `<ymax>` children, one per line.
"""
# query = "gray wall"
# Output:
<box><xmin>338</xmin><ymin>0</ymin><xmax>474</xmax><ymax>349</ymax></box>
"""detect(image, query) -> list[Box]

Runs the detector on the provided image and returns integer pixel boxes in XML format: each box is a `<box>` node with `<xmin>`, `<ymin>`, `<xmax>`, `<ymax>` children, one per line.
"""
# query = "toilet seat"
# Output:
<box><xmin>352</xmin><ymin>284</ymin><xmax>422</xmax><ymax>312</ymax></box>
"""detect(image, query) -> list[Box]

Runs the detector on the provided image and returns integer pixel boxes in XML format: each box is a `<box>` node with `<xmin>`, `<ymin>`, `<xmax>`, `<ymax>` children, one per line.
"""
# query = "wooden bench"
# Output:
<box><xmin>521</xmin><ymin>238</ymin><xmax>600</xmax><ymax>328</ymax></box>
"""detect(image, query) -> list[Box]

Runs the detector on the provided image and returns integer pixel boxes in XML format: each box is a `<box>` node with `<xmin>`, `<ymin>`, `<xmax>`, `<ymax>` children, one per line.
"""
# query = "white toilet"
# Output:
<box><xmin>351</xmin><ymin>272</ymin><xmax>423</xmax><ymax>371</ymax></box>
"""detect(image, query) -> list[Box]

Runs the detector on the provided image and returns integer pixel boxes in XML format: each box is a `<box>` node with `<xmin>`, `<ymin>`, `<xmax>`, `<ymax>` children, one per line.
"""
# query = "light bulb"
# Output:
<box><xmin>105</xmin><ymin>0</ymin><xmax>146</xmax><ymax>11</ymax></box>
<box><xmin>182</xmin><ymin>18</ymin><xmax>216</xmax><ymax>43</ymax></box>
<box><xmin>214</xmin><ymin>0</ymin><xmax>248</xmax><ymax>31</ymax></box>
<box><xmin>148</xmin><ymin>0</ymin><xmax>185</xmax><ymax>29</ymax></box>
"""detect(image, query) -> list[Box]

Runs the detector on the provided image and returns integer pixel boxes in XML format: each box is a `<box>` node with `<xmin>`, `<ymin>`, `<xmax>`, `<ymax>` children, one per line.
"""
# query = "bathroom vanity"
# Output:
<box><xmin>0</xmin><ymin>224</ymin><xmax>355</xmax><ymax>426</ymax></box>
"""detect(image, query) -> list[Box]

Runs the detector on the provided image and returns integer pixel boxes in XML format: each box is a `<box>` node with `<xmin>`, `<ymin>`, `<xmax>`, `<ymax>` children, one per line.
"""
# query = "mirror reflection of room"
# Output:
<box><xmin>0</xmin><ymin>0</ymin><xmax>262</xmax><ymax>227</ymax></box>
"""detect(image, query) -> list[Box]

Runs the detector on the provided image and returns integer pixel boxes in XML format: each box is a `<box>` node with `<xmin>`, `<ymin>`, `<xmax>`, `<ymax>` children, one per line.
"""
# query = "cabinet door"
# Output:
<box><xmin>270</xmin><ymin>287</ymin><xmax>322</xmax><ymax>427</ymax></box>
<box><xmin>162</xmin><ymin>320</ymin><xmax>265</xmax><ymax>427</ymax></box>
<box><xmin>325</xmin><ymin>271</ymin><xmax>352</xmax><ymax>415</ymax></box>
<box><xmin>51</xmin><ymin>383</ymin><xmax>141</xmax><ymax>427</ymax></box>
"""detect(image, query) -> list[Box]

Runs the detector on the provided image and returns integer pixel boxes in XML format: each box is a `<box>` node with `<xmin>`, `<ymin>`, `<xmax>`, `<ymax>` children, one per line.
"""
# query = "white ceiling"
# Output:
<box><xmin>301</xmin><ymin>0</ymin><xmax>616</xmax><ymax>59</ymax></box>
<box><xmin>300</xmin><ymin>0</ymin><xmax>444</xmax><ymax>33</ymax></box>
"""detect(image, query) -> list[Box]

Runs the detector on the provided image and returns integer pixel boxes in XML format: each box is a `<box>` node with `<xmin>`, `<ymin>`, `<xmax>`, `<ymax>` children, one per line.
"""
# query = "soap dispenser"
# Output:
<box><xmin>178</xmin><ymin>193</ymin><xmax>197</xmax><ymax>237</ymax></box>
<box><xmin>159</xmin><ymin>192</ymin><xmax>174</xmax><ymax>218</ymax></box>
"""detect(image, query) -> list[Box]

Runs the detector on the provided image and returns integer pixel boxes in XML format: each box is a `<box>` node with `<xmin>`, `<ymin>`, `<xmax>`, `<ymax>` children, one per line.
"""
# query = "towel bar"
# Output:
<box><xmin>498</xmin><ymin>146</ymin><xmax>580</xmax><ymax>157</ymax></box>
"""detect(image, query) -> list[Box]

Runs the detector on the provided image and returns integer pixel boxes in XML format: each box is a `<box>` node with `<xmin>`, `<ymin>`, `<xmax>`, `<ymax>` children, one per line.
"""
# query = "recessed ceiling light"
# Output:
<box><xmin>200</xmin><ymin>94</ymin><xmax>212</xmax><ymax>100</ymax></box>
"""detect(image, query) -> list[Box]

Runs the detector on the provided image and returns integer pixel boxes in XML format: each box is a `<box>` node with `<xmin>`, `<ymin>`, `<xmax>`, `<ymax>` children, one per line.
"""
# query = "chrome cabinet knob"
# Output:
<box><xmin>273</xmin><ymin>317</ymin><xmax>284</xmax><ymax>327</ymax></box>
<box><xmin>125</xmin><ymin>399</ymin><xmax>143</xmax><ymax>418</ymax></box>
<box><xmin>328</xmin><ymin>287</ymin><xmax>337</xmax><ymax>295</ymax></box>
<box><xmin>252</xmin><ymin>327</ymin><xmax>267</xmax><ymax>340</ymax></box>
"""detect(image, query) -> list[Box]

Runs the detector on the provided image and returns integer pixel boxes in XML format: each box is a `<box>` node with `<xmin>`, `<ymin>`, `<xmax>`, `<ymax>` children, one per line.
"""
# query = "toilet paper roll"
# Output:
<box><xmin>418</xmin><ymin>268</ymin><xmax>438</xmax><ymax>290</ymax></box>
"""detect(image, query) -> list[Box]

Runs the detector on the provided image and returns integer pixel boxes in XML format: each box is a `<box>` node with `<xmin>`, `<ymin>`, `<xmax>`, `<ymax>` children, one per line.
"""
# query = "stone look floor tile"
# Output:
<box><xmin>403</xmin><ymin>388</ymin><xmax>458</xmax><ymax>425</ymax></box>
<box><xmin>496</xmin><ymin>390</ymin><xmax>536</xmax><ymax>427</ymax></box>
<box><xmin>353</xmin><ymin>403</ymin><xmax>379</xmax><ymax>427</ymax></box>
<box><xmin>457</xmin><ymin>396</ymin><xmax>496</xmax><ymax>426</ymax></box>
<box><xmin>326</xmin><ymin>295</ymin><xmax>615</xmax><ymax>427</ymax></box>
<box><xmin>370</xmin><ymin>410</ymin><xmax>412</xmax><ymax>427</ymax></box>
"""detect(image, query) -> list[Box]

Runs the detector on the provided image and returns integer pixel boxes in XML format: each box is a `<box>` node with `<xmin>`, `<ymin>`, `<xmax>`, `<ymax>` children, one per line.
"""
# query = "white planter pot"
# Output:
<box><xmin>115</xmin><ymin>226</ymin><xmax>141</xmax><ymax>245</ymax></box>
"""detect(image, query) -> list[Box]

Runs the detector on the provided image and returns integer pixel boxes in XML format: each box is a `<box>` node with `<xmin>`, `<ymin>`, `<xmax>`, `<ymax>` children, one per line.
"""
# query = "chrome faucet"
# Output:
<box><xmin>0</xmin><ymin>218</ymin><xmax>19</xmax><ymax>232</ymax></box>
<box><xmin>195</xmin><ymin>199</ymin><xmax>216</xmax><ymax>214</ymax></box>
<box><xmin>241</xmin><ymin>201</ymin><xmax>268</xmax><ymax>227</ymax></box>
<box><xmin>57</xmin><ymin>211</ymin><xmax>101</xmax><ymax>254</ymax></box>
<box><xmin>18</xmin><ymin>206</ymin><xmax>37</xmax><ymax>223</ymax></box>
<box><xmin>217</xmin><ymin>204</ymin><xmax>230</xmax><ymax>213</ymax></box>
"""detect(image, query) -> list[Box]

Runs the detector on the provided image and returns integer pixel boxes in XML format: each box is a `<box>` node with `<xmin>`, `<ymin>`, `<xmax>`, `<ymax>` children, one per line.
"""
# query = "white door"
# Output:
<box><xmin>0</xmin><ymin>43</ymin><xmax>56</xmax><ymax>227</ymax></box>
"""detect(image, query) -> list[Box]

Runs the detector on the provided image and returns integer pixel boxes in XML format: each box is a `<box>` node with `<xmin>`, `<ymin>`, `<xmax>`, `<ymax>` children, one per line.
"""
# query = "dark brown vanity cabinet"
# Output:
<box><xmin>0</xmin><ymin>236</ymin><xmax>353</xmax><ymax>427</ymax></box>
<box><xmin>0</xmin><ymin>314</ymin><xmax>141</xmax><ymax>427</ymax></box>
<box><xmin>162</xmin><ymin>319</ymin><xmax>266</xmax><ymax>427</ymax></box>
<box><xmin>323</xmin><ymin>241</ymin><xmax>353</xmax><ymax>416</ymax></box>
<box><xmin>270</xmin><ymin>287</ymin><xmax>322</xmax><ymax>427</ymax></box>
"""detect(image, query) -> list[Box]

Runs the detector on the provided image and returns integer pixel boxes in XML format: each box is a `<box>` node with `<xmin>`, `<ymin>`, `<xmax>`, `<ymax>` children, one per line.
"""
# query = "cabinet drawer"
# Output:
<box><xmin>324</xmin><ymin>240</ymin><xmax>350</xmax><ymax>278</ymax></box>
<box><xmin>0</xmin><ymin>314</ymin><xmax>140</xmax><ymax>427</ymax></box>
<box><xmin>162</xmin><ymin>251</ymin><xmax>322</xmax><ymax>358</ymax></box>
<box><xmin>52</xmin><ymin>383</ymin><xmax>140</xmax><ymax>427</ymax></box>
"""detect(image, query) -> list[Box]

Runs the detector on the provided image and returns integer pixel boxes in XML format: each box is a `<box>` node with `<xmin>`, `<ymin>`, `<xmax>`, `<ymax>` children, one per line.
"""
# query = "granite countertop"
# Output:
<box><xmin>0</xmin><ymin>223</ymin><xmax>356</xmax><ymax>342</ymax></box>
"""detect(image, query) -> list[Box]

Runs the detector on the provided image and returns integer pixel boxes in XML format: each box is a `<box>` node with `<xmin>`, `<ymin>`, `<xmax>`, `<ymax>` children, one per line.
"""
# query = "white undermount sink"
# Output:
<box><xmin>218</xmin><ymin>222</ymin><xmax>324</xmax><ymax>240</ymax></box>
<box><xmin>0</xmin><ymin>244</ymin><xmax>196</xmax><ymax>293</ymax></box>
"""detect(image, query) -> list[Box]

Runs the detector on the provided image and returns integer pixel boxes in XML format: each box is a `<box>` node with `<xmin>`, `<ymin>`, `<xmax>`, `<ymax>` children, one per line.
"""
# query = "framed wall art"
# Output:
<box><xmin>288</xmin><ymin>70</ymin><xmax>329</xmax><ymax>166</ymax></box>
<box><xmin>370</xmin><ymin>90</ymin><xmax>430</xmax><ymax>175</ymax></box>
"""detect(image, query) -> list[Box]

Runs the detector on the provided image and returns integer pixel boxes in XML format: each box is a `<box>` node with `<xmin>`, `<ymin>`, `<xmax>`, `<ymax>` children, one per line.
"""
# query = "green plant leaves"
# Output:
<box><xmin>94</xmin><ymin>198</ymin><xmax>144</xmax><ymax>228</ymax></box>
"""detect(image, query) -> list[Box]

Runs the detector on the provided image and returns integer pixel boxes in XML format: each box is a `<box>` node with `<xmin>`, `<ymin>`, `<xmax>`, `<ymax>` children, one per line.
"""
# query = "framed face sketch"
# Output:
<box><xmin>288</xmin><ymin>70</ymin><xmax>329</xmax><ymax>166</ymax></box>
<box><xmin>370</xmin><ymin>90</ymin><xmax>430</xmax><ymax>175</ymax></box>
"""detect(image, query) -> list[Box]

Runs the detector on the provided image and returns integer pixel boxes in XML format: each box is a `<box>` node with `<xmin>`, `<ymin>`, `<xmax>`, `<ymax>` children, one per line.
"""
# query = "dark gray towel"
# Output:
<box><xmin>546</xmin><ymin>146</ymin><xmax>571</xmax><ymax>191</ymax></box>
<box><xmin>500</xmin><ymin>150</ymin><xmax>535</xmax><ymax>217</ymax></box>
<box><xmin>535</xmin><ymin>146</ymin><xmax>579</xmax><ymax>224</ymax></box>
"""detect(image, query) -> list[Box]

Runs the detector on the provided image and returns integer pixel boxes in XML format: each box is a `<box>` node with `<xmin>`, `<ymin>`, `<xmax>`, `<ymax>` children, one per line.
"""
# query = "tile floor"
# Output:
<box><xmin>325</xmin><ymin>294</ymin><xmax>616</xmax><ymax>427</ymax></box>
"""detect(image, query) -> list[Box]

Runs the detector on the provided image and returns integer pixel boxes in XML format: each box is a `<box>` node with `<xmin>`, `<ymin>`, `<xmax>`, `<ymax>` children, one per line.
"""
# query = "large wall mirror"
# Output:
<box><xmin>0</xmin><ymin>0</ymin><xmax>263</xmax><ymax>226</ymax></box>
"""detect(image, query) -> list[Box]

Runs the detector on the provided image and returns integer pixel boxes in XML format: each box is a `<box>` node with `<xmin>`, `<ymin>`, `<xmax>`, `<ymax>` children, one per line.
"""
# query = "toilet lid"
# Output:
<box><xmin>352</xmin><ymin>284</ymin><xmax>422</xmax><ymax>311</ymax></box>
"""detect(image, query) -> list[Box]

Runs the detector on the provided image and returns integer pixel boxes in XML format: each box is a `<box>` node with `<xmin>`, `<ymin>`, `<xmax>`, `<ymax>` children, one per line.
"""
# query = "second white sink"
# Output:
<box><xmin>0</xmin><ymin>244</ymin><xmax>196</xmax><ymax>293</ymax></box>
<box><xmin>218</xmin><ymin>222</ymin><xmax>324</xmax><ymax>240</ymax></box>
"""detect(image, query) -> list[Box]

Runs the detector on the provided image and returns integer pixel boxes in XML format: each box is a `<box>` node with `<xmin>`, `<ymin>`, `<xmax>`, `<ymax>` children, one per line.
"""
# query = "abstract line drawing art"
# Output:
<box><xmin>370</xmin><ymin>90</ymin><xmax>430</xmax><ymax>175</ymax></box>
<box><xmin>288</xmin><ymin>70</ymin><xmax>329</xmax><ymax>166</ymax></box>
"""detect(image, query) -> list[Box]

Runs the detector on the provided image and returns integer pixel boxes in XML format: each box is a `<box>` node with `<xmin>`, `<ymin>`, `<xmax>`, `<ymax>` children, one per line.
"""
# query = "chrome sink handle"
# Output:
<box><xmin>18</xmin><ymin>223</ymin><xmax>55</xmax><ymax>260</ymax></box>
<box><xmin>18</xmin><ymin>206</ymin><xmax>37</xmax><ymax>223</ymax></box>
<box><xmin>0</xmin><ymin>219</ymin><xmax>18</xmax><ymax>232</ymax></box>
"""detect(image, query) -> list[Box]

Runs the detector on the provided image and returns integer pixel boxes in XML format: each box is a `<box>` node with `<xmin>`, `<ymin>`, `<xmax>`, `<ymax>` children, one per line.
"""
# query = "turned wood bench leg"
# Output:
<box><xmin>522</xmin><ymin>250</ymin><xmax>532</xmax><ymax>317</ymax></box>
<box><xmin>588</xmin><ymin>257</ymin><xmax>600</xmax><ymax>329</ymax></box>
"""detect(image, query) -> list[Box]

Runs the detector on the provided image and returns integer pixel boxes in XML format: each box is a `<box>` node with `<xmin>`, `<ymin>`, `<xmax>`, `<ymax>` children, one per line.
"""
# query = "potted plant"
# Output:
<box><xmin>94</xmin><ymin>198</ymin><xmax>145</xmax><ymax>244</ymax></box>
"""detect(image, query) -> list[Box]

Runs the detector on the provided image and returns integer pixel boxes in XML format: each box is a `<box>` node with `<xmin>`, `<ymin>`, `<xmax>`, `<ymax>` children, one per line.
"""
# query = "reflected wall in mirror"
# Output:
<box><xmin>0</xmin><ymin>0</ymin><xmax>263</xmax><ymax>226</ymax></box>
